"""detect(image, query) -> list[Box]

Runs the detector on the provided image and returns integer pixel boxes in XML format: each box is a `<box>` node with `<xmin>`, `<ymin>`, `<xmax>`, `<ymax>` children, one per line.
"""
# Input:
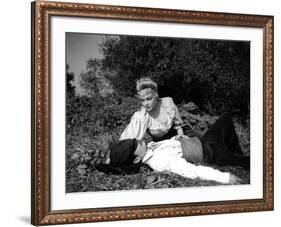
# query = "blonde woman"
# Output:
<box><xmin>120</xmin><ymin>78</ymin><xmax>184</xmax><ymax>142</ymax></box>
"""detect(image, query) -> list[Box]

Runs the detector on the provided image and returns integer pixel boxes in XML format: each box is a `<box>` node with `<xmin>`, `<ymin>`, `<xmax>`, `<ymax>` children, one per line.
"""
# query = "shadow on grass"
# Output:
<box><xmin>67</xmin><ymin>164</ymin><xmax>250</xmax><ymax>193</ymax></box>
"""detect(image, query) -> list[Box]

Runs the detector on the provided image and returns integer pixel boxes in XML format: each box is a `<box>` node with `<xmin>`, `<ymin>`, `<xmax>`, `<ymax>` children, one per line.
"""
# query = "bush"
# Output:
<box><xmin>66</xmin><ymin>96</ymin><xmax>250</xmax><ymax>192</ymax></box>
<box><xmin>100</xmin><ymin>36</ymin><xmax>250</xmax><ymax>120</ymax></box>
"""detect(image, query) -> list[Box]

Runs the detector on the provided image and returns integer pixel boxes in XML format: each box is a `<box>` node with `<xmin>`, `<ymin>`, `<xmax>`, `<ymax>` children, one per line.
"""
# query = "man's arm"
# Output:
<box><xmin>166</xmin><ymin>157</ymin><xmax>232</xmax><ymax>184</ymax></box>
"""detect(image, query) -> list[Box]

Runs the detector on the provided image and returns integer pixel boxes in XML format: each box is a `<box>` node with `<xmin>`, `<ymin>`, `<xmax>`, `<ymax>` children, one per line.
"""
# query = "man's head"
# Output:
<box><xmin>110</xmin><ymin>139</ymin><xmax>147</xmax><ymax>167</ymax></box>
<box><xmin>133</xmin><ymin>140</ymin><xmax>147</xmax><ymax>163</ymax></box>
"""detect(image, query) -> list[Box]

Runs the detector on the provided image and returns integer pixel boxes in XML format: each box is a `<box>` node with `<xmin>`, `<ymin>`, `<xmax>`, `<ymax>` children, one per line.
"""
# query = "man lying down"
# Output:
<box><xmin>96</xmin><ymin>113</ymin><xmax>250</xmax><ymax>185</ymax></box>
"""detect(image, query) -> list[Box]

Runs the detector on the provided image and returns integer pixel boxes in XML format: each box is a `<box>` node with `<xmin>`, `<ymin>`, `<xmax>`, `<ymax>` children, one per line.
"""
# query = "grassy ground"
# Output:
<box><xmin>66</xmin><ymin>100</ymin><xmax>250</xmax><ymax>193</ymax></box>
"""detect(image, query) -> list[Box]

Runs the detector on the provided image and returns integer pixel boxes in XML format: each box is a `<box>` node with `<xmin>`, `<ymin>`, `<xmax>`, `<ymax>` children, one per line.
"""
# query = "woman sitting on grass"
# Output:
<box><xmin>120</xmin><ymin>77</ymin><xmax>184</xmax><ymax>142</ymax></box>
<box><xmin>97</xmin><ymin>113</ymin><xmax>250</xmax><ymax>185</ymax></box>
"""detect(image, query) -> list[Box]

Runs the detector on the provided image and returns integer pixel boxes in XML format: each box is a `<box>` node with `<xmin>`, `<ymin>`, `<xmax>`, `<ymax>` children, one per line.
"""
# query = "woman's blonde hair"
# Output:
<box><xmin>136</xmin><ymin>77</ymin><xmax>158</xmax><ymax>93</ymax></box>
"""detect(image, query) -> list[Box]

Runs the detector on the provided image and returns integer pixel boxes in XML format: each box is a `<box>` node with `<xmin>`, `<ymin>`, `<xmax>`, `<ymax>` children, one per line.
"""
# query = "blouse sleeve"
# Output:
<box><xmin>119</xmin><ymin>108</ymin><xmax>150</xmax><ymax>141</ymax></box>
<box><xmin>161</xmin><ymin>97</ymin><xmax>183</xmax><ymax>130</ymax></box>
<box><xmin>173</xmin><ymin>103</ymin><xmax>183</xmax><ymax>130</ymax></box>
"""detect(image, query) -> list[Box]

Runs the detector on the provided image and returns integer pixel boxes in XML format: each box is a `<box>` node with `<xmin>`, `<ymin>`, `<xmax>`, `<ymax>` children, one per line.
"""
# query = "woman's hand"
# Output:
<box><xmin>175</xmin><ymin>134</ymin><xmax>190</xmax><ymax>140</ymax></box>
<box><xmin>175</xmin><ymin>128</ymin><xmax>190</xmax><ymax>140</ymax></box>
<box><xmin>176</xmin><ymin>127</ymin><xmax>184</xmax><ymax>136</ymax></box>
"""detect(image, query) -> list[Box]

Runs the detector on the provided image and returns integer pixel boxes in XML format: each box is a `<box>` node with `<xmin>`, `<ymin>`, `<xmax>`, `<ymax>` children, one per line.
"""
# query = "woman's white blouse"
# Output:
<box><xmin>120</xmin><ymin>97</ymin><xmax>183</xmax><ymax>140</ymax></box>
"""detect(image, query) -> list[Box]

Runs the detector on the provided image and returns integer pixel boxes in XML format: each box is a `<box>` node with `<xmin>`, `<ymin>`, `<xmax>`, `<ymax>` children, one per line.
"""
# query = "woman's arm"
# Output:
<box><xmin>168</xmin><ymin>98</ymin><xmax>184</xmax><ymax>134</ymax></box>
<box><xmin>120</xmin><ymin>109</ymin><xmax>149</xmax><ymax>140</ymax></box>
<box><xmin>176</xmin><ymin>127</ymin><xmax>184</xmax><ymax>136</ymax></box>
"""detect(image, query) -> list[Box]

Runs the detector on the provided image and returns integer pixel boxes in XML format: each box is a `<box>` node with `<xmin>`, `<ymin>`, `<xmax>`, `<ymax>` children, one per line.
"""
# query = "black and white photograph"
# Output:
<box><xmin>66</xmin><ymin>33</ymin><xmax>251</xmax><ymax>193</ymax></box>
<box><xmin>30</xmin><ymin>1</ymin><xmax>274</xmax><ymax>225</ymax></box>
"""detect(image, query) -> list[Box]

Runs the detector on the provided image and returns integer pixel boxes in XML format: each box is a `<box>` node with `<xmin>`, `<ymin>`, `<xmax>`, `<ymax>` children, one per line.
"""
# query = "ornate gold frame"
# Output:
<box><xmin>31</xmin><ymin>0</ymin><xmax>274</xmax><ymax>225</ymax></box>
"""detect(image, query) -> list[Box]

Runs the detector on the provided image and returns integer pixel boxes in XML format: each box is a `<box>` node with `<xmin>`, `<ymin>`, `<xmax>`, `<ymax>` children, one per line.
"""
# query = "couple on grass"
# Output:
<box><xmin>96</xmin><ymin>78</ymin><xmax>250</xmax><ymax>185</ymax></box>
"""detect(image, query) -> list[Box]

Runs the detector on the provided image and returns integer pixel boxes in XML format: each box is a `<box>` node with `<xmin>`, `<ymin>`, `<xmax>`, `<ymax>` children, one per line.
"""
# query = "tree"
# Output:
<box><xmin>100</xmin><ymin>35</ymin><xmax>250</xmax><ymax>118</ymax></box>
<box><xmin>66</xmin><ymin>64</ymin><xmax>75</xmax><ymax>96</ymax></box>
<box><xmin>79</xmin><ymin>58</ymin><xmax>102</xmax><ymax>97</ymax></box>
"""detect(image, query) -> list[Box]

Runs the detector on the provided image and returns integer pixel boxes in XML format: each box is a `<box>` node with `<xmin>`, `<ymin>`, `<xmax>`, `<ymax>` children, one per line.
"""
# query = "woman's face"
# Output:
<box><xmin>138</xmin><ymin>88</ymin><xmax>158</xmax><ymax>112</ymax></box>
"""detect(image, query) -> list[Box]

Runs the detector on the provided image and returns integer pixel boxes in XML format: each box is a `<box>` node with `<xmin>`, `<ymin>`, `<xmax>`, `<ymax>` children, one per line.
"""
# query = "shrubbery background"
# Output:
<box><xmin>100</xmin><ymin>36</ymin><xmax>250</xmax><ymax>117</ymax></box>
<box><xmin>66</xmin><ymin>35</ymin><xmax>250</xmax><ymax>192</ymax></box>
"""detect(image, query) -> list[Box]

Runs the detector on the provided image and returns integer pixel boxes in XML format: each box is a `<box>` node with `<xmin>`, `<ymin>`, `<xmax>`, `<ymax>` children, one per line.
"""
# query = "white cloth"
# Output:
<box><xmin>120</xmin><ymin>97</ymin><xmax>183</xmax><ymax>140</ymax></box>
<box><xmin>142</xmin><ymin>137</ymin><xmax>230</xmax><ymax>184</ymax></box>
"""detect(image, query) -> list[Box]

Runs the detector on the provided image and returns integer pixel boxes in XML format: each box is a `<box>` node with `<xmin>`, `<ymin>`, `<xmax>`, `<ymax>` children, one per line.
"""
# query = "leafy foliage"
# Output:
<box><xmin>66</xmin><ymin>64</ymin><xmax>75</xmax><ymax>96</ymax></box>
<box><xmin>66</xmin><ymin>35</ymin><xmax>251</xmax><ymax>192</ymax></box>
<box><xmin>100</xmin><ymin>36</ymin><xmax>250</xmax><ymax>118</ymax></box>
<box><xmin>66</xmin><ymin>96</ymin><xmax>250</xmax><ymax>192</ymax></box>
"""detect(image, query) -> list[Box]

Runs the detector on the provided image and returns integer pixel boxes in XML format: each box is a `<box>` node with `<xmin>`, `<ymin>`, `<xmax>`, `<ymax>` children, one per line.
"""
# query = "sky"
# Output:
<box><xmin>66</xmin><ymin>33</ymin><xmax>104</xmax><ymax>94</ymax></box>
